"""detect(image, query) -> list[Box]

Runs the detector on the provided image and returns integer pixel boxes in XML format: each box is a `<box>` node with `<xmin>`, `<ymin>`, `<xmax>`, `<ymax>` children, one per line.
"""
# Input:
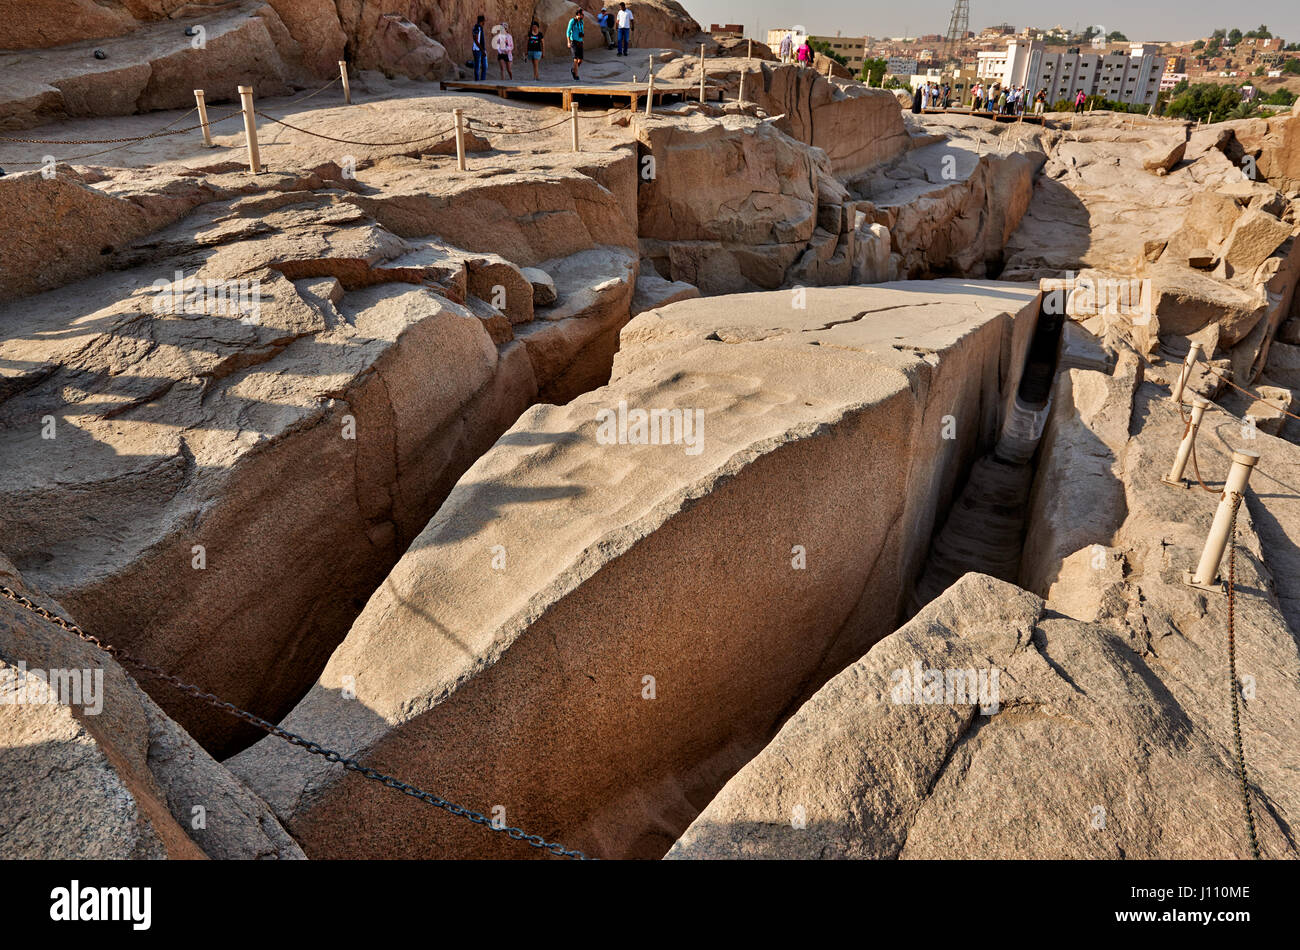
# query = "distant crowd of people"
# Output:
<box><xmin>909</xmin><ymin>80</ymin><xmax>1082</xmax><ymax>116</ymax></box>
<box><xmin>469</xmin><ymin>4</ymin><xmax>635</xmax><ymax>83</ymax></box>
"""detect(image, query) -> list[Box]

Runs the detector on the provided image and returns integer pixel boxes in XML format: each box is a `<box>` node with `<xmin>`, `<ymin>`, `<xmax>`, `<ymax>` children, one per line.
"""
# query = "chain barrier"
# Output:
<box><xmin>1225</xmin><ymin>499</ymin><xmax>1263</xmax><ymax>859</ymax></box>
<box><xmin>281</xmin><ymin>75</ymin><xmax>342</xmax><ymax>107</ymax></box>
<box><xmin>0</xmin><ymin>584</ymin><xmax>590</xmax><ymax>860</ymax></box>
<box><xmin>256</xmin><ymin>110</ymin><xmax>455</xmax><ymax>147</ymax></box>
<box><xmin>0</xmin><ymin>108</ymin><xmax>243</xmax><ymax>167</ymax></box>
<box><xmin>0</xmin><ymin>107</ymin><xmax>237</xmax><ymax>145</ymax></box>
<box><xmin>467</xmin><ymin>107</ymin><xmax>626</xmax><ymax>136</ymax></box>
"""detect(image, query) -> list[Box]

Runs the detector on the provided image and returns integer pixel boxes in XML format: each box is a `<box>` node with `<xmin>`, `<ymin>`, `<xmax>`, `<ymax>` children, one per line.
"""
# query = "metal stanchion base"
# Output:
<box><xmin>1161</xmin><ymin>475</ymin><xmax>1189</xmax><ymax>488</ymax></box>
<box><xmin>1183</xmin><ymin>571</ymin><xmax>1224</xmax><ymax>593</ymax></box>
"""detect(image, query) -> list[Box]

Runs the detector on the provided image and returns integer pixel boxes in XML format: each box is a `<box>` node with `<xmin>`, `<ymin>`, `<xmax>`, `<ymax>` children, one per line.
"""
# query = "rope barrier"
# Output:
<box><xmin>0</xmin><ymin>584</ymin><xmax>590</xmax><ymax>860</ymax></box>
<box><xmin>255</xmin><ymin>110</ymin><xmax>456</xmax><ymax>147</ymax></box>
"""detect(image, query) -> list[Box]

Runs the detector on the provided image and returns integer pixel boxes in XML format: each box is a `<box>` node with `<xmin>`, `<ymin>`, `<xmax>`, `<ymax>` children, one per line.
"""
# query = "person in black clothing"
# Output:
<box><xmin>911</xmin><ymin>84</ymin><xmax>923</xmax><ymax>114</ymax></box>
<box><xmin>526</xmin><ymin>20</ymin><xmax>544</xmax><ymax>81</ymax></box>
<box><xmin>471</xmin><ymin>15</ymin><xmax>487</xmax><ymax>81</ymax></box>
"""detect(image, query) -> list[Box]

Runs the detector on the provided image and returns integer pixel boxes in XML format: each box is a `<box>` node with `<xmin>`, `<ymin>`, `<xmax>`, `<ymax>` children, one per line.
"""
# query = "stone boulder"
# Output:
<box><xmin>0</xmin><ymin>557</ymin><xmax>304</xmax><ymax>859</ymax></box>
<box><xmin>229</xmin><ymin>280</ymin><xmax>1040</xmax><ymax>860</ymax></box>
<box><xmin>359</xmin><ymin>14</ymin><xmax>451</xmax><ymax>80</ymax></box>
<box><xmin>1141</xmin><ymin>134</ymin><xmax>1187</xmax><ymax>174</ymax></box>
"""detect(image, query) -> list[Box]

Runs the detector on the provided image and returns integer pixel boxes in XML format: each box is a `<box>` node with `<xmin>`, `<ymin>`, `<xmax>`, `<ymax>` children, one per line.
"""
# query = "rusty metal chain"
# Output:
<box><xmin>1225</xmin><ymin>498</ymin><xmax>1262</xmax><ymax>860</ymax></box>
<box><xmin>0</xmin><ymin>584</ymin><xmax>589</xmax><ymax>860</ymax></box>
<box><xmin>0</xmin><ymin>108</ymin><xmax>239</xmax><ymax>146</ymax></box>
<box><xmin>255</xmin><ymin>111</ymin><xmax>456</xmax><ymax>147</ymax></box>
<box><xmin>1175</xmin><ymin>398</ymin><xmax>1224</xmax><ymax>495</ymax></box>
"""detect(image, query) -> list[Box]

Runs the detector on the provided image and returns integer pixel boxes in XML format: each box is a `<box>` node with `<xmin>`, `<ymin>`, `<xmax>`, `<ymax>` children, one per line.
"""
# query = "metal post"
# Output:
<box><xmin>747</xmin><ymin>39</ymin><xmax>753</xmax><ymax>60</ymax></box>
<box><xmin>340</xmin><ymin>60</ymin><xmax>351</xmax><ymax>104</ymax></box>
<box><xmin>570</xmin><ymin>102</ymin><xmax>579</xmax><ymax>152</ymax></box>
<box><xmin>1171</xmin><ymin>342</ymin><xmax>1203</xmax><ymax>404</ymax></box>
<box><xmin>1162</xmin><ymin>397</ymin><xmax>1209</xmax><ymax>487</ymax></box>
<box><xmin>1186</xmin><ymin>451</ymin><xmax>1259</xmax><ymax>589</ymax></box>
<box><xmin>237</xmin><ymin>85</ymin><xmax>261</xmax><ymax>174</ymax></box>
<box><xmin>453</xmin><ymin>108</ymin><xmax>466</xmax><ymax>170</ymax></box>
<box><xmin>194</xmin><ymin>90</ymin><xmax>213</xmax><ymax>147</ymax></box>
<box><xmin>645</xmin><ymin>54</ymin><xmax>655</xmax><ymax>116</ymax></box>
<box><xmin>738</xmin><ymin>67</ymin><xmax>745</xmax><ymax>103</ymax></box>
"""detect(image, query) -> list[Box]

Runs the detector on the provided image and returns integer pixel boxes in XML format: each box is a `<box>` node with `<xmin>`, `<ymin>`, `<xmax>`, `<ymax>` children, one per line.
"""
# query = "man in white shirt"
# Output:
<box><xmin>615</xmin><ymin>3</ymin><xmax>634</xmax><ymax>56</ymax></box>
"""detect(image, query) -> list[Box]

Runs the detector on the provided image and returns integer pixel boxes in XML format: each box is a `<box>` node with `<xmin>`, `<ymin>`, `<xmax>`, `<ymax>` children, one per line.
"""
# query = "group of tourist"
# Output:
<box><xmin>777</xmin><ymin>33</ymin><xmax>815</xmax><ymax>67</ymax></box>
<box><xmin>470</xmin><ymin>5</ymin><xmax>635</xmax><ymax>84</ymax></box>
<box><xmin>912</xmin><ymin>81</ymin><xmax>954</xmax><ymax>110</ymax></box>
<box><xmin>964</xmin><ymin>82</ymin><xmax>1052</xmax><ymax>116</ymax></box>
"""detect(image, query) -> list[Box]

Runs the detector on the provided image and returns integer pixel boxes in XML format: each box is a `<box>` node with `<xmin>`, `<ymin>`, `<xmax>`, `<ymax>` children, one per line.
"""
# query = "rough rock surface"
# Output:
<box><xmin>0</xmin><ymin>111</ymin><xmax>644</xmax><ymax>756</ymax></box>
<box><xmin>669</xmin><ymin>365</ymin><xmax>1300</xmax><ymax>858</ymax></box>
<box><xmin>229</xmin><ymin>280</ymin><xmax>1040</xmax><ymax>860</ymax></box>
<box><xmin>0</xmin><ymin>557</ymin><xmax>303</xmax><ymax>859</ymax></box>
<box><xmin>656</xmin><ymin>59</ymin><xmax>910</xmax><ymax>179</ymax></box>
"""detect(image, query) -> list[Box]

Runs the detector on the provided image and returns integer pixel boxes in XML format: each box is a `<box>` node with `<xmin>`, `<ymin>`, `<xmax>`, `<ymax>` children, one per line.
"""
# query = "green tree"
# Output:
<box><xmin>1192</xmin><ymin>39</ymin><xmax>1205</xmax><ymax>51</ymax></box>
<box><xmin>1165</xmin><ymin>82</ymin><xmax>1248</xmax><ymax>122</ymax></box>
<box><xmin>860</xmin><ymin>56</ymin><xmax>887</xmax><ymax>85</ymax></box>
<box><xmin>1228</xmin><ymin>28</ymin><xmax>1243</xmax><ymax>44</ymax></box>
<box><xmin>1245</xmin><ymin>25</ymin><xmax>1272</xmax><ymax>39</ymax></box>
<box><xmin>1254</xmin><ymin>65</ymin><xmax>1267</xmax><ymax>76</ymax></box>
<box><xmin>1106</xmin><ymin>31</ymin><xmax>1128</xmax><ymax>42</ymax></box>
<box><xmin>1283</xmin><ymin>58</ymin><xmax>1300</xmax><ymax>75</ymax></box>
<box><xmin>1263</xmin><ymin>88</ymin><xmax>1297</xmax><ymax>105</ymax></box>
<box><xmin>1212</xmin><ymin>29</ymin><xmax>1227</xmax><ymax>40</ymax></box>
<box><xmin>1205</xmin><ymin>38</ymin><xmax>1221</xmax><ymax>56</ymax></box>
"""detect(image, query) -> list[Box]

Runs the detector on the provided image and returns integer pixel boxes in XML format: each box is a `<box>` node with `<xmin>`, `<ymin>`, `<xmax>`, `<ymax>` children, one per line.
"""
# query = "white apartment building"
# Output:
<box><xmin>887</xmin><ymin>56</ymin><xmax>919</xmax><ymax>76</ymax></box>
<box><xmin>976</xmin><ymin>39</ymin><xmax>1164</xmax><ymax>106</ymax></box>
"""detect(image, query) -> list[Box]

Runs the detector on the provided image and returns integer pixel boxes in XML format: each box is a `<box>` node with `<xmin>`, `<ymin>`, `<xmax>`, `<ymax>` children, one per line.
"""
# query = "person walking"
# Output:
<box><xmin>1074</xmin><ymin>89</ymin><xmax>1086</xmax><ymax>113</ymax></box>
<box><xmin>972</xmin><ymin>82</ymin><xmax>982</xmax><ymax>111</ymax></box>
<box><xmin>796</xmin><ymin>39</ymin><xmax>812</xmax><ymax>66</ymax></box>
<box><xmin>491</xmin><ymin>22</ymin><xmax>514</xmax><ymax>79</ymax></box>
<box><xmin>471</xmin><ymin>14</ymin><xmax>487</xmax><ymax>81</ymax></box>
<box><xmin>615</xmin><ymin>2</ymin><xmax>634</xmax><ymax>56</ymax></box>
<box><xmin>525</xmin><ymin>20</ymin><xmax>544</xmax><ymax>80</ymax></box>
<box><xmin>567</xmin><ymin>9</ymin><xmax>585</xmax><ymax>81</ymax></box>
<box><xmin>597</xmin><ymin>7</ymin><xmax>616</xmax><ymax>50</ymax></box>
<box><xmin>779</xmin><ymin>32</ymin><xmax>792</xmax><ymax>63</ymax></box>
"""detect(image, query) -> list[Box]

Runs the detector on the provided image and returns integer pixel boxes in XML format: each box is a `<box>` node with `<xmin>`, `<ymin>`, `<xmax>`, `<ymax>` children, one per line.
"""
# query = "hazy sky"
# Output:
<box><xmin>685</xmin><ymin>1</ymin><xmax>1300</xmax><ymax>44</ymax></box>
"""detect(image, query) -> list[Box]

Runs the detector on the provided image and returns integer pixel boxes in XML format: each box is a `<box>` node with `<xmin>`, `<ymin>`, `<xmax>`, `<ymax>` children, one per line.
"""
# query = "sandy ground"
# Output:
<box><xmin>0</xmin><ymin>45</ymin><xmax>695</xmax><ymax>174</ymax></box>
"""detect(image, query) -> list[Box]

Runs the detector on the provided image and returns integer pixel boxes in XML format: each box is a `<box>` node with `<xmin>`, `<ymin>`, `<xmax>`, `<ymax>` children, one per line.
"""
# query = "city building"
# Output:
<box><xmin>976</xmin><ymin>39</ymin><xmax>1164</xmax><ymax>107</ymax></box>
<box><xmin>887</xmin><ymin>56</ymin><xmax>919</xmax><ymax>77</ymax></box>
<box><xmin>808</xmin><ymin>32</ymin><xmax>870</xmax><ymax>73</ymax></box>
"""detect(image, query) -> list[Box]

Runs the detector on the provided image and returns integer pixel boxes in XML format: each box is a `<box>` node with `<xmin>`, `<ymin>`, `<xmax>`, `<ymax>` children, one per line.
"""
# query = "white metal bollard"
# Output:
<box><xmin>747</xmin><ymin>39</ymin><xmax>753</xmax><ymax>60</ymax></box>
<box><xmin>340</xmin><ymin>60</ymin><xmax>351</xmax><ymax>104</ymax></box>
<box><xmin>699</xmin><ymin>43</ymin><xmax>706</xmax><ymax>103</ymax></box>
<box><xmin>237</xmin><ymin>85</ymin><xmax>261</xmax><ymax>174</ymax></box>
<box><xmin>738</xmin><ymin>67</ymin><xmax>745</xmax><ymax>104</ymax></box>
<box><xmin>453</xmin><ymin>108</ymin><xmax>466</xmax><ymax>171</ymax></box>
<box><xmin>1186</xmin><ymin>450</ymin><xmax>1259</xmax><ymax>590</ymax></box>
<box><xmin>194</xmin><ymin>90</ymin><xmax>213</xmax><ymax>147</ymax></box>
<box><xmin>645</xmin><ymin>54</ymin><xmax>655</xmax><ymax>116</ymax></box>
<box><xmin>1170</xmin><ymin>341</ymin><xmax>1204</xmax><ymax>404</ymax></box>
<box><xmin>570</xmin><ymin>102</ymin><xmax>579</xmax><ymax>152</ymax></box>
<box><xmin>1162</xmin><ymin>397</ymin><xmax>1209</xmax><ymax>487</ymax></box>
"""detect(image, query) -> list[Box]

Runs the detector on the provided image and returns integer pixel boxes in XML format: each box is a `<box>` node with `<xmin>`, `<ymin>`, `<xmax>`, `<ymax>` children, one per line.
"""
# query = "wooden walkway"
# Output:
<box><xmin>439</xmin><ymin>78</ymin><xmax>720</xmax><ymax>111</ymax></box>
<box><xmin>919</xmin><ymin>107</ymin><xmax>1048</xmax><ymax>125</ymax></box>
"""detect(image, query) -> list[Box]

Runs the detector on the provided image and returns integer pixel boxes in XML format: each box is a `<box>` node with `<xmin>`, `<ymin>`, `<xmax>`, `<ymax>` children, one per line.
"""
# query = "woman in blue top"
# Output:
<box><xmin>566</xmin><ymin>10</ymin><xmax>585</xmax><ymax>81</ymax></box>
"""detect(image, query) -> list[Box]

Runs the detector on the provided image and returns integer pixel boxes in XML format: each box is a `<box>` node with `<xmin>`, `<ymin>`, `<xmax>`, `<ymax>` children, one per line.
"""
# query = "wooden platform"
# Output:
<box><xmin>439</xmin><ymin>78</ymin><xmax>720</xmax><ymax>111</ymax></box>
<box><xmin>919</xmin><ymin>107</ymin><xmax>1047</xmax><ymax>125</ymax></box>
